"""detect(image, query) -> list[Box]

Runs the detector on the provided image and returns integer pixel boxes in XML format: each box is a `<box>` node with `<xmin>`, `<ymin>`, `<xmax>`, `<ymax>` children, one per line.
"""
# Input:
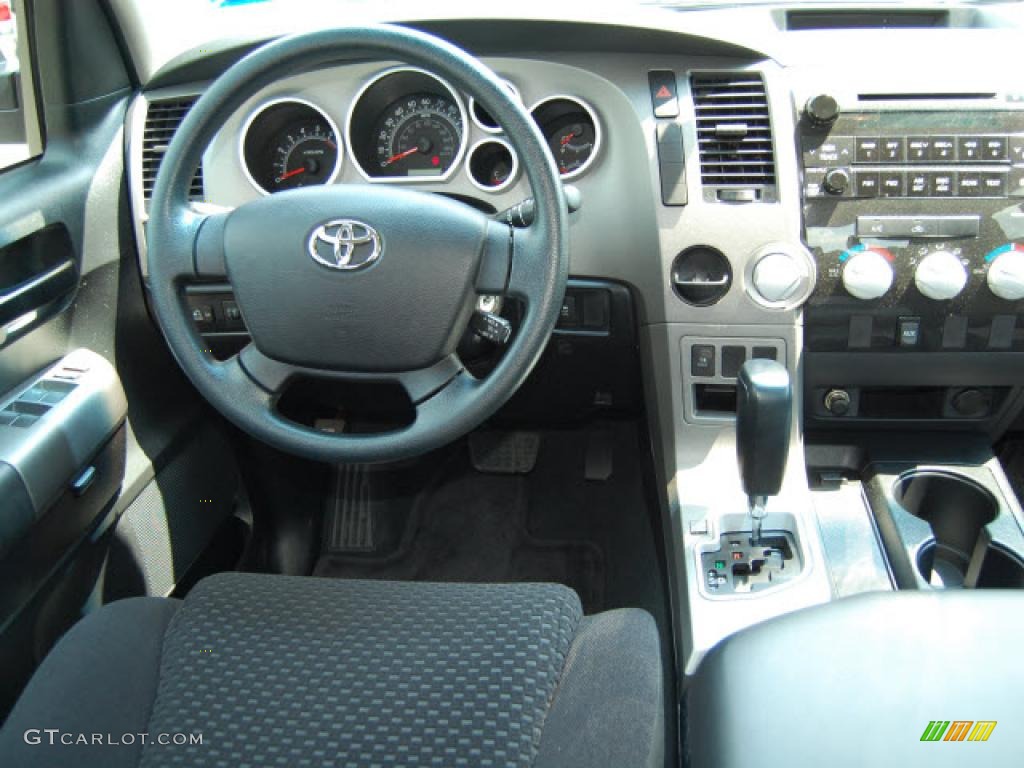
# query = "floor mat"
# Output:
<box><xmin>315</xmin><ymin>450</ymin><xmax>607</xmax><ymax>612</ymax></box>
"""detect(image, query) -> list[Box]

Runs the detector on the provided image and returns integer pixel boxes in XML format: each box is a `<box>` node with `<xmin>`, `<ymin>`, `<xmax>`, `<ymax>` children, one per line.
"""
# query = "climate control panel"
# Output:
<box><xmin>800</xmin><ymin>106</ymin><xmax>1024</xmax><ymax>354</ymax></box>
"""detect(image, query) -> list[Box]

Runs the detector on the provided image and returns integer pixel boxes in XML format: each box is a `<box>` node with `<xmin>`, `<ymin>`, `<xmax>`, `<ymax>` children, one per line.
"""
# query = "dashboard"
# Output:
<box><xmin>125</xmin><ymin>8</ymin><xmax>1024</xmax><ymax>436</ymax></box>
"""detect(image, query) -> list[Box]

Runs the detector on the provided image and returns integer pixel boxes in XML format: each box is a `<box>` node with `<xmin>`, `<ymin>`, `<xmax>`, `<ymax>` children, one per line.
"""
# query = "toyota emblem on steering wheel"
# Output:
<box><xmin>308</xmin><ymin>219</ymin><xmax>382</xmax><ymax>270</ymax></box>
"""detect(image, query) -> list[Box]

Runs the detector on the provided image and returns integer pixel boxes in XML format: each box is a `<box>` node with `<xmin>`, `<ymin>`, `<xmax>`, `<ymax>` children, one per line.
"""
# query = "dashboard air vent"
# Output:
<box><xmin>691</xmin><ymin>73</ymin><xmax>776</xmax><ymax>191</ymax></box>
<box><xmin>142</xmin><ymin>97</ymin><xmax>204</xmax><ymax>203</ymax></box>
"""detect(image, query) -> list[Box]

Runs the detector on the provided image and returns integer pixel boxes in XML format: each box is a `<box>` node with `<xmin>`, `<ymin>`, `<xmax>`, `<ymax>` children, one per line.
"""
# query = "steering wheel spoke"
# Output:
<box><xmin>193</xmin><ymin>209</ymin><xmax>231</xmax><ymax>279</ymax></box>
<box><xmin>396</xmin><ymin>354</ymin><xmax>465</xmax><ymax>404</ymax></box>
<box><xmin>505</xmin><ymin>223</ymin><xmax>554</xmax><ymax>304</ymax></box>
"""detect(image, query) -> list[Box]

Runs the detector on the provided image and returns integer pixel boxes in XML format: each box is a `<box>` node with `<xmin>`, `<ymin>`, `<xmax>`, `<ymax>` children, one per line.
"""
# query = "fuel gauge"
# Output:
<box><xmin>467</xmin><ymin>139</ymin><xmax>518</xmax><ymax>192</ymax></box>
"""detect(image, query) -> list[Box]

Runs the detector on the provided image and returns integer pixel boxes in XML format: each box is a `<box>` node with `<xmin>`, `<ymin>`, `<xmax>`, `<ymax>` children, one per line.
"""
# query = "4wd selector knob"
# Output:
<box><xmin>915</xmin><ymin>250</ymin><xmax>967</xmax><ymax>301</ymax></box>
<box><xmin>842</xmin><ymin>249</ymin><xmax>893</xmax><ymax>300</ymax></box>
<box><xmin>987</xmin><ymin>249</ymin><xmax>1024</xmax><ymax>301</ymax></box>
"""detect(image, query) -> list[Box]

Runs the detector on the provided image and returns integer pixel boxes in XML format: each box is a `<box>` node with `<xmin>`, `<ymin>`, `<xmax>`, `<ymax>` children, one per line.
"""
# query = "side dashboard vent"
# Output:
<box><xmin>142</xmin><ymin>97</ymin><xmax>204</xmax><ymax>203</ymax></box>
<box><xmin>691</xmin><ymin>73</ymin><xmax>776</xmax><ymax>191</ymax></box>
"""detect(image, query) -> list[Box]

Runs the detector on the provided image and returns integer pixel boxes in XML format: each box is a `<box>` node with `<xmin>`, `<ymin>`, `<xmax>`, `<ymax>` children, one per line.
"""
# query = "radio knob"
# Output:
<box><xmin>987</xmin><ymin>250</ymin><xmax>1024</xmax><ymax>301</ymax></box>
<box><xmin>915</xmin><ymin>250</ymin><xmax>967</xmax><ymax>301</ymax></box>
<box><xmin>805</xmin><ymin>94</ymin><xmax>840</xmax><ymax>127</ymax></box>
<box><xmin>823</xmin><ymin>168</ymin><xmax>850</xmax><ymax>195</ymax></box>
<box><xmin>842</xmin><ymin>249</ymin><xmax>894</xmax><ymax>300</ymax></box>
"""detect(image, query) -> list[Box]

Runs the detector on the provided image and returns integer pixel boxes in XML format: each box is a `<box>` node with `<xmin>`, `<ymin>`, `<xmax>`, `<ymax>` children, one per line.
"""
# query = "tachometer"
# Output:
<box><xmin>241</xmin><ymin>99</ymin><xmax>342</xmax><ymax>194</ymax></box>
<box><xmin>270</xmin><ymin>122</ymin><xmax>339</xmax><ymax>190</ymax></box>
<box><xmin>374</xmin><ymin>94</ymin><xmax>462</xmax><ymax>178</ymax></box>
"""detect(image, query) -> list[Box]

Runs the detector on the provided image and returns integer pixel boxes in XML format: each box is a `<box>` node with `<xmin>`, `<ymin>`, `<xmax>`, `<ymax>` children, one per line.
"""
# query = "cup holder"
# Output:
<box><xmin>892</xmin><ymin>470</ymin><xmax>1024</xmax><ymax>588</ymax></box>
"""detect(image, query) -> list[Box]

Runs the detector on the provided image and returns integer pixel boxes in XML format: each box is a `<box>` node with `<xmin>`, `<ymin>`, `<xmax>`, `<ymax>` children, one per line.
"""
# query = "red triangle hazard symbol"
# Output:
<box><xmin>655</xmin><ymin>85</ymin><xmax>672</xmax><ymax>99</ymax></box>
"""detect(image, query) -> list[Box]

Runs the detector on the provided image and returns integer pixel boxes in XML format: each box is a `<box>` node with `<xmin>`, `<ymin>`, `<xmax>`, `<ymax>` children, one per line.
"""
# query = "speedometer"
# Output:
<box><xmin>374</xmin><ymin>94</ymin><xmax>463</xmax><ymax>178</ymax></box>
<box><xmin>348</xmin><ymin>68</ymin><xmax>468</xmax><ymax>181</ymax></box>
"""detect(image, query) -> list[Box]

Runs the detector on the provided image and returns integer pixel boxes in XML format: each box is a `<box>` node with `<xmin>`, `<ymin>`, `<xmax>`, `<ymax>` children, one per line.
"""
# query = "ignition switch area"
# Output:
<box><xmin>701</xmin><ymin>531</ymin><xmax>802</xmax><ymax>594</ymax></box>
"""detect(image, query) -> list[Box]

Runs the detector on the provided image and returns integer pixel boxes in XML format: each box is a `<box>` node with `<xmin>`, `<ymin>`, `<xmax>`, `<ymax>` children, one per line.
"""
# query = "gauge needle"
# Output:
<box><xmin>560</xmin><ymin>132</ymin><xmax>576</xmax><ymax>147</ymax></box>
<box><xmin>383</xmin><ymin>146</ymin><xmax>421</xmax><ymax>166</ymax></box>
<box><xmin>277</xmin><ymin>167</ymin><xmax>306</xmax><ymax>182</ymax></box>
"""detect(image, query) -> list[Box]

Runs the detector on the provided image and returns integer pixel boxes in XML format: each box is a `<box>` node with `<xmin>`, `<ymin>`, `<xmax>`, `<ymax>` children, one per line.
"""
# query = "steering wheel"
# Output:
<box><xmin>147</xmin><ymin>25</ymin><xmax>568</xmax><ymax>463</ymax></box>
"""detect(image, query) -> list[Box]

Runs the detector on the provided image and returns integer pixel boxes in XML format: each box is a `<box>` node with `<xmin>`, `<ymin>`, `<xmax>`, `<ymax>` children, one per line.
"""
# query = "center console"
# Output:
<box><xmin>647</xmin><ymin>71</ymin><xmax>1024</xmax><ymax>678</ymax></box>
<box><xmin>799</xmin><ymin>100</ymin><xmax>1024</xmax><ymax>426</ymax></box>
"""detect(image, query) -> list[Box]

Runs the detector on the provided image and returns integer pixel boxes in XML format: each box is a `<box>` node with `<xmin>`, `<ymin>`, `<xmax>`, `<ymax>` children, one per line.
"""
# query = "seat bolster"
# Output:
<box><xmin>534</xmin><ymin>607</ymin><xmax>665</xmax><ymax>768</ymax></box>
<box><xmin>0</xmin><ymin>596</ymin><xmax>179</xmax><ymax>768</ymax></box>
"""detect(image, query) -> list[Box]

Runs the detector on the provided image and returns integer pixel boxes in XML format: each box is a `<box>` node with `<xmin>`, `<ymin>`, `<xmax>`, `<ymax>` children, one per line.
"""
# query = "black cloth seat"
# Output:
<box><xmin>0</xmin><ymin>573</ymin><xmax>664</xmax><ymax>767</ymax></box>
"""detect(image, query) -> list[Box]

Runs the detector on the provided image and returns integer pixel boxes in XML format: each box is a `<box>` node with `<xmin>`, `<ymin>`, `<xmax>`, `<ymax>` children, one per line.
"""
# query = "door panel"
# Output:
<box><xmin>0</xmin><ymin>0</ymin><xmax>237</xmax><ymax>714</ymax></box>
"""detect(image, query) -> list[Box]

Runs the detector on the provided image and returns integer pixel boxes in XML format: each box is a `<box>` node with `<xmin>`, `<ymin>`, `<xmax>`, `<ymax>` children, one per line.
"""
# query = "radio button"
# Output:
<box><xmin>803</xmin><ymin>136</ymin><xmax>853</xmax><ymax>167</ymax></box>
<box><xmin>879</xmin><ymin>171</ymin><xmax>905</xmax><ymax>197</ymax></box>
<box><xmin>881</xmin><ymin>138</ymin><xmax>905</xmax><ymax>163</ymax></box>
<box><xmin>930</xmin><ymin>172</ymin><xmax>955</xmax><ymax>197</ymax></box>
<box><xmin>855</xmin><ymin>137</ymin><xmax>880</xmax><ymax>163</ymax></box>
<box><xmin>1010</xmin><ymin>135</ymin><xmax>1024</xmax><ymax>163</ymax></box>
<box><xmin>854</xmin><ymin>172</ymin><xmax>879</xmax><ymax>197</ymax></box>
<box><xmin>907</xmin><ymin>137</ymin><xmax>931</xmax><ymax>162</ymax></box>
<box><xmin>981</xmin><ymin>172</ymin><xmax>1007</xmax><ymax>197</ymax></box>
<box><xmin>957</xmin><ymin>172</ymin><xmax>982</xmax><ymax>197</ymax></box>
<box><xmin>982</xmin><ymin>136</ymin><xmax>1008</xmax><ymax>162</ymax></box>
<box><xmin>930</xmin><ymin>137</ymin><xmax>956</xmax><ymax>162</ymax></box>
<box><xmin>908</xmin><ymin>171</ymin><xmax>929</xmax><ymax>196</ymax></box>
<box><xmin>958</xmin><ymin>136</ymin><xmax>983</xmax><ymax>162</ymax></box>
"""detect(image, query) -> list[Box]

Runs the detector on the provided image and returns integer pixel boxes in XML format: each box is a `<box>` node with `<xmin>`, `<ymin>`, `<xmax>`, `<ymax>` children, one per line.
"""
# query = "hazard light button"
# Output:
<box><xmin>648</xmin><ymin>70</ymin><xmax>679</xmax><ymax>118</ymax></box>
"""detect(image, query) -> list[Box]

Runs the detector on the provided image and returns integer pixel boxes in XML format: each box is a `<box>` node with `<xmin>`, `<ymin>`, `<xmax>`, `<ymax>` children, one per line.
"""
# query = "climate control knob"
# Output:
<box><xmin>914</xmin><ymin>250</ymin><xmax>967</xmax><ymax>301</ymax></box>
<box><xmin>987</xmin><ymin>249</ymin><xmax>1024</xmax><ymax>301</ymax></box>
<box><xmin>842</xmin><ymin>249</ymin><xmax>893</xmax><ymax>300</ymax></box>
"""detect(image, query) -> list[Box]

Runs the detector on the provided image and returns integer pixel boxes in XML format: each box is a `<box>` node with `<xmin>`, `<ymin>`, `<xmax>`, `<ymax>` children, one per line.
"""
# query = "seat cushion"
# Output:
<box><xmin>1</xmin><ymin>573</ymin><xmax>664</xmax><ymax>767</ymax></box>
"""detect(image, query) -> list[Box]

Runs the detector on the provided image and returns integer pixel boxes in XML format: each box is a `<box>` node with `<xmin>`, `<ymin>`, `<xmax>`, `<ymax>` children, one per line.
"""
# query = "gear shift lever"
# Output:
<box><xmin>736</xmin><ymin>359</ymin><xmax>792</xmax><ymax>544</ymax></box>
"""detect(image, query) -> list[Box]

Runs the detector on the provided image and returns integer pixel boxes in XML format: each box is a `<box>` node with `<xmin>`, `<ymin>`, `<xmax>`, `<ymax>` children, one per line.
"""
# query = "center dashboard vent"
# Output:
<box><xmin>691</xmin><ymin>73</ymin><xmax>776</xmax><ymax>196</ymax></box>
<box><xmin>142</xmin><ymin>97</ymin><xmax>205</xmax><ymax>204</ymax></box>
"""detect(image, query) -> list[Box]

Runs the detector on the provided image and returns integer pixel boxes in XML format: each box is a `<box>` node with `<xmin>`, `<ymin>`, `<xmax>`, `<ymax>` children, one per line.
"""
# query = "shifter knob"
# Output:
<box><xmin>736</xmin><ymin>359</ymin><xmax>792</xmax><ymax>501</ymax></box>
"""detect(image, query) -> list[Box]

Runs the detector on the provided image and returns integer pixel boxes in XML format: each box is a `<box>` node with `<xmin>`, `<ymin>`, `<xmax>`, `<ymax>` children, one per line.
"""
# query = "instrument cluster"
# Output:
<box><xmin>238</xmin><ymin>67</ymin><xmax>601</xmax><ymax>196</ymax></box>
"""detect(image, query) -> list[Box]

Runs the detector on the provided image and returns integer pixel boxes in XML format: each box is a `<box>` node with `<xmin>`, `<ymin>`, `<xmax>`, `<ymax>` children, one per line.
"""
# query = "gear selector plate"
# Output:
<box><xmin>701</xmin><ymin>531</ymin><xmax>802</xmax><ymax>594</ymax></box>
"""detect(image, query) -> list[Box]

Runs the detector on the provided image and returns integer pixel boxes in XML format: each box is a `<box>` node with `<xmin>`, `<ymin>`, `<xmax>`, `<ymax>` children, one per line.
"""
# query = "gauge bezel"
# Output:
<box><xmin>468</xmin><ymin>80</ymin><xmax>521</xmax><ymax>134</ymax></box>
<box><xmin>238</xmin><ymin>96</ymin><xmax>344</xmax><ymax>196</ymax></box>
<box><xmin>465</xmin><ymin>137</ymin><xmax>520</xmax><ymax>194</ymax></box>
<box><xmin>345</xmin><ymin>66</ymin><xmax>469</xmax><ymax>184</ymax></box>
<box><xmin>528</xmin><ymin>94</ymin><xmax>602</xmax><ymax>181</ymax></box>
